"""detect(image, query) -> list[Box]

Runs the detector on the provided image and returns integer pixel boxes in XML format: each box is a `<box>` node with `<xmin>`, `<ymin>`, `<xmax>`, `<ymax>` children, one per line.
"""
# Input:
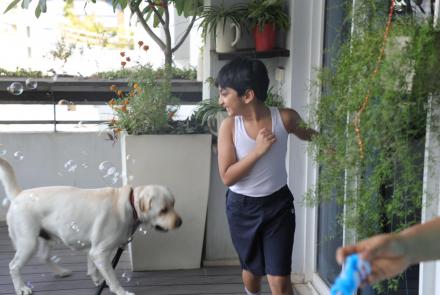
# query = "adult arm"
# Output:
<box><xmin>336</xmin><ymin>217</ymin><xmax>440</xmax><ymax>284</ymax></box>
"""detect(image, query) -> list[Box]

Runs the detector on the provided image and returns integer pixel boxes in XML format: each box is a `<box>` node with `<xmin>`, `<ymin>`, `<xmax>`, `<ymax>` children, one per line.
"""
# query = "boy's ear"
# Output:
<box><xmin>243</xmin><ymin>89</ymin><xmax>256</xmax><ymax>104</ymax></box>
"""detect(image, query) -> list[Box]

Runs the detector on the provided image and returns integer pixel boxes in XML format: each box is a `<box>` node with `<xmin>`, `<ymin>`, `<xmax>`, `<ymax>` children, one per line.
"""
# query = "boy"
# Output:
<box><xmin>216</xmin><ymin>57</ymin><xmax>317</xmax><ymax>295</ymax></box>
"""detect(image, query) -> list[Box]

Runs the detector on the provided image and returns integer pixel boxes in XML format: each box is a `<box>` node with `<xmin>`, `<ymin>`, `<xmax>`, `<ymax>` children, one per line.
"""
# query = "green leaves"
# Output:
<box><xmin>309</xmin><ymin>13</ymin><xmax>439</xmax><ymax>250</ymax></box>
<box><xmin>4</xmin><ymin>0</ymin><xmax>47</xmax><ymax>18</ymax></box>
<box><xmin>4</xmin><ymin>0</ymin><xmax>23</xmax><ymax>13</ymax></box>
<box><xmin>198</xmin><ymin>4</ymin><xmax>247</xmax><ymax>39</ymax></box>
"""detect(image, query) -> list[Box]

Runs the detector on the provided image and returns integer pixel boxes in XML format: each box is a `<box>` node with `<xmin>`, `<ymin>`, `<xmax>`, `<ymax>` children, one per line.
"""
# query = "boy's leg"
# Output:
<box><xmin>242</xmin><ymin>269</ymin><xmax>262</xmax><ymax>294</ymax></box>
<box><xmin>267</xmin><ymin>275</ymin><xmax>293</xmax><ymax>295</ymax></box>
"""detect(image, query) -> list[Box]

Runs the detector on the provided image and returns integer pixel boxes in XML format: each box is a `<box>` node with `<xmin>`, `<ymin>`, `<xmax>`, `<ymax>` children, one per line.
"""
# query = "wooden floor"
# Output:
<box><xmin>0</xmin><ymin>223</ymin><xmax>271</xmax><ymax>295</ymax></box>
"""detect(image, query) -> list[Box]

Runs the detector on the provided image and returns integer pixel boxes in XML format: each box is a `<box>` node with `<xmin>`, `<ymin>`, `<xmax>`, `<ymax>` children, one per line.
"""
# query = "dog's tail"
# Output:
<box><xmin>0</xmin><ymin>157</ymin><xmax>21</xmax><ymax>200</ymax></box>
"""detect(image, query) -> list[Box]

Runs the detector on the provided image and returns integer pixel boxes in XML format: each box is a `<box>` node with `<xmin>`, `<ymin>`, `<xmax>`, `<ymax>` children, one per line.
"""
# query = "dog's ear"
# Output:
<box><xmin>139</xmin><ymin>197</ymin><xmax>151</xmax><ymax>212</ymax></box>
<box><xmin>139</xmin><ymin>196</ymin><xmax>153</xmax><ymax>212</ymax></box>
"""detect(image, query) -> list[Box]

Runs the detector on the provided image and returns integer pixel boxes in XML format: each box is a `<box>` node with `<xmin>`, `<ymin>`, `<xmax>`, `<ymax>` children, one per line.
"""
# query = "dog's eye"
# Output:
<box><xmin>160</xmin><ymin>208</ymin><xmax>168</xmax><ymax>214</ymax></box>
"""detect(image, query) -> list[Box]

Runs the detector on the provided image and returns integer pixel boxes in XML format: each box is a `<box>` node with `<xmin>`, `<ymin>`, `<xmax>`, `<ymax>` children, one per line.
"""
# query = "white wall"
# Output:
<box><xmin>286</xmin><ymin>0</ymin><xmax>324</xmax><ymax>285</ymax></box>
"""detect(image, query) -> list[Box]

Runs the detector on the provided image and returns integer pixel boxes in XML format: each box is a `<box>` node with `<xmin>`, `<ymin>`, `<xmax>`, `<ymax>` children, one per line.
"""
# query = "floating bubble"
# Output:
<box><xmin>126</xmin><ymin>154</ymin><xmax>131</xmax><ymax>160</ymax></box>
<box><xmin>76</xmin><ymin>240</ymin><xmax>86</xmax><ymax>247</ymax></box>
<box><xmin>128</xmin><ymin>175</ymin><xmax>135</xmax><ymax>182</ymax></box>
<box><xmin>106</xmin><ymin>166</ymin><xmax>116</xmax><ymax>177</ymax></box>
<box><xmin>70</xmin><ymin>221</ymin><xmax>80</xmax><ymax>232</ymax></box>
<box><xmin>50</xmin><ymin>256</ymin><xmax>61</xmax><ymax>263</ymax></box>
<box><xmin>111</xmin><ymin>171</ymin><xmax>120</xmax><ymax>184</ymax></box>
<box><xmin>0</xmin><ymin>149</ymin><xmax>6</xmax><ymax>156</ymax></box>
<box><xmin>138</xmin><ymin>226</ymin><xmax>148</xmax><ymax>235</ymax></box>
<box><xmin>13</xmin><ymin>151</ymin><xmax>24</xmax><ymax>160</ymax></box>
<box><xmin>64</xmin><ymin>160</ymin><xmax>78</xmax><ymax>173</ymax></box>
<box><xmin>7</xmin><ymin>82</ymin><xmax>24</xmax><ymax>96</ymax></box>
<box><xmin>81</xmin><ymin>163</ymin><xmax>88</xmax><ymax>169</ymax></box>
<box><xmin>25</xmin><ymin>78</ymin><xmax>38</xmax><ymax>90</ymax></box>
<box><xmin>1</xmin><ymin>198</ymin><xmax>10</xmax><ymax>207</ymax></box>
<box><xmin>28</xmin><ymin>193</ymin><xmax>39</xmax><ymax>202</ymax></box>
<box><xmin>121</xmin><ymin>272</ymin><xmax>131</xmax><ymax>282</ymax></box>
<box><xmin>98</xmin><ymin>161</ymin><xmax>112</xmax><ymax>172</ymax></box>
<box><xmin>99</xmin><ymin>161</ymin><xmax>116</xmax><ymax>178</ymax></box>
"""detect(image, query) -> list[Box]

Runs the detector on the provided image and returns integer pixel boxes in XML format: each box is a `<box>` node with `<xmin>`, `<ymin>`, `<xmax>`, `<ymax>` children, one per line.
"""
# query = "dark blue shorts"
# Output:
<box><xmin>226</xmin><ymin>185</ymin><xmax>296</xmax><ymax>276</ymax></box>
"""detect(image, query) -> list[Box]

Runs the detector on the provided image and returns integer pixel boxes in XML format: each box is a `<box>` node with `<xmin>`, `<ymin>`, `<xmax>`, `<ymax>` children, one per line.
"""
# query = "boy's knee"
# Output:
<box><xmin>268</xmin><ymin>275</ymin><xmax>292</xmax><ymax>294</ymax></box>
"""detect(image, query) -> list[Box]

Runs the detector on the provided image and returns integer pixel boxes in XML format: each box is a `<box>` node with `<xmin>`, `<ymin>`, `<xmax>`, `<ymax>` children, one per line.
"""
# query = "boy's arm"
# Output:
<box><xmin>217</xmin><ymin>117</ymin><xmax>275</xmax><ymax>187</ymax></box>
<box><xmin>280</xmin><ymin>108</ymin><xmax>318</xmax><ymax>141</ymax></box>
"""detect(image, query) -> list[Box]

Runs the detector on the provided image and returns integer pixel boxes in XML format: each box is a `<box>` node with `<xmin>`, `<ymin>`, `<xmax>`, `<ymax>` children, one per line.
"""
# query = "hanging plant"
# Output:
<box><xmin>308</xmin><ymin>0</ymin><xmax>440</xmax><ymax>291</ymax></box>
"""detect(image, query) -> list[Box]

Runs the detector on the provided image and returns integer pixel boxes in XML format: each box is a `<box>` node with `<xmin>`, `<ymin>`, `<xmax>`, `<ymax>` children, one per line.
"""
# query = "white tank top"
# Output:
<box><xmin>230</xmin><ymin>107</ymin><xmax>288</xmax><ymax>197</ymax></box>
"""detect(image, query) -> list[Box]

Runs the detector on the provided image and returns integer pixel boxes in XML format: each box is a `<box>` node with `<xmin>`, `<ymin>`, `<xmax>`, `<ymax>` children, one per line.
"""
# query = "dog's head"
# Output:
<box><xmin>133</xmin><ymin>185</ymin><xmax>182</xmax><ymax>232</ymax></box>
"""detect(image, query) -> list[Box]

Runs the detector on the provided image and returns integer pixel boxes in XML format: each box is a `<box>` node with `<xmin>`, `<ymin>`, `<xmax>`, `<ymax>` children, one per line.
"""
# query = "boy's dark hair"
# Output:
<box><xmin>215</xmin><ymin>57</ymin><xmax>269</xmax><ymax>102</ymax></box>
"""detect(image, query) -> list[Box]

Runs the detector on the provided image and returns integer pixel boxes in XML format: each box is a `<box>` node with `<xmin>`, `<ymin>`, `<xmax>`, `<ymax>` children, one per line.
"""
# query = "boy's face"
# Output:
<box><xmin>218</xmin><ymin>87</ymin><xmax>246</xmax><ymax>116</ymax></box>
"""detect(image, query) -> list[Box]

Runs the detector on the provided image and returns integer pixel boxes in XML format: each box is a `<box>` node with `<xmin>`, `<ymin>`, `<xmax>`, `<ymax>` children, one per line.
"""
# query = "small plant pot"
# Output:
<box><xmin>253</xmin><ymin>23</ymin><xmax>276</xmax><ymax>52</ymax></box>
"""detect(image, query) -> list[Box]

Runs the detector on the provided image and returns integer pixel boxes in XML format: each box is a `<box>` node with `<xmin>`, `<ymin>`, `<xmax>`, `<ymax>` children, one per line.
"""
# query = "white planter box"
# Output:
<box><xmin>121</xmin><ymin>134</ymin><xmax>212</xmax><ymax>270</ymax></box>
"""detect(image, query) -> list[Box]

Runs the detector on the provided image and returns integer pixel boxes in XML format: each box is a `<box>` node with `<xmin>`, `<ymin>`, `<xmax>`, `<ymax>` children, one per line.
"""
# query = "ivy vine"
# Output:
<box><xmin>308</xmin><ymin>1</ymin><xmax>440</xmax><ymax>291</ymax></box>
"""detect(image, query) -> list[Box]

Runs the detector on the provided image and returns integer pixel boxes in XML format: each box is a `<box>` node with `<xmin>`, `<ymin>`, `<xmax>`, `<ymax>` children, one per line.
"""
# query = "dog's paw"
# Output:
<box><xmin>91</xmin><ymin>276</ymin><xmax>104</xmax><ymax>286</ymax></box>
<box><xmin>87</xmin><ymin>271</ymin><xmax>104</xmax><ymax>286</ymax></box>
<box><xmin>16</xmin><ymin>285</ymin><xmax>32</xmax><ymax>295</ymax></box>
<box><xmin>54</xmin><ymin>269</ymin><xmax>72</xmax><ymax>278</ymax></box>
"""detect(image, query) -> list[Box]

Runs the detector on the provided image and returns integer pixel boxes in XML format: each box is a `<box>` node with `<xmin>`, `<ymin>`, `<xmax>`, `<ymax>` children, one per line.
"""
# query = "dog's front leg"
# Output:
<box><xmin>87</xmin><ymin>254</ymin><xmax>104</xmax><ymax>286</ymax></box>
<box><xmin>90</xmin><ymin>251</ymin><xmax>134</xmax><ymax>295</ymax></box>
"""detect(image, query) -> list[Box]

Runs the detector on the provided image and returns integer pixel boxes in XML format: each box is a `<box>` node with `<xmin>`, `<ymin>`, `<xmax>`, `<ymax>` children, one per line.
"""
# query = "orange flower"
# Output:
<box><xmin>133</xmin><ymin>82</ymin><xmax>139</xmax><ymax>89</ymax></box>
<box><xmin>108</xmin><ymin>98</ymin><xmax>116</xmax><ymax>106</ymax></box>
<box><xmin>117</xmin><ymin>90</ymin><xmax>124</xmax><ymax>98</ymax></box>
<box><xmin>121</xmin><ymin>105</ymin><xmax>127</xmax><ymax>112</ymax></box>
<box><xmin>110</xmin><ymin>85</ymin><xmax>118</xmax><ymax>92</ymax></box>
<box><xmin>126</xmin><ymin>57</ymin><xmax>131</xmax><ymax>62</ymax></box>
<box><xmin>143</xmin><ymin>45</ymin><xmax>149</xmax><ymax>51</ymax></box>
<box><xmin>138</xmin><ymin>40</ymin><xmax>144</xmax><ymax>47</ymax></box>
<box><xmin>121</xmin><ymin>61</ymin><xmax>126</xmax><ymax>68</ymax></box>
<box><xmin>120</xmin><ymin>51</ymin><xmax>125</xmax><ymax>57</ymax></box>
<box><xmin>123</xmin><ymin>99</ymin><xmax>129</xmax><ymax>105</ymax></box>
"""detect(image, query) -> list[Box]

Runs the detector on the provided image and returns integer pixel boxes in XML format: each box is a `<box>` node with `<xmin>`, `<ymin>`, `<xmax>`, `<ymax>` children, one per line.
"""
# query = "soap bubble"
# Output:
<box><xmin>7</xmin><ymin>82</ymin><xmax>24</xmax><ymax>96</ymax></box>
<box><xmin>64</xmin><ymin>160</ymin><xmax>78</xmax><ymax>173</ymax></box>
<box><xmin>121</xmin><ymin>272</ymin><xmax>131</xmax><ymax>282</ymax></box>
<box><xmin>70</xmin><ymin>221</ymin><xmax>80</xmax><ymax>232</ymax></box>
<box><xmin>138</xmin><ymin>225</ymin><xmax>148</xmax><ymax>235</ymax></box>
<box><xmin>50</xmin><ymin>256</ymin><xmax>61</xmax><ymax>263</ymax></box>
<box><xmin>99</xmin><ymin>161</ymin><xmax>116</xmax><ymax>177</ymax></box>
<box><xmin>0</xmin><ymin>149</ymin><xmax>6</xmax><ymax>156</ymax></box>
<box><xmin>25</xmin><ymin>78</ymin><xmax>38</xmax><ymax>90</ymax></box>
<box><xmin>13</xmin><ymin>151</ymin><xmax>24</xmax><ymax>160</ymax></box>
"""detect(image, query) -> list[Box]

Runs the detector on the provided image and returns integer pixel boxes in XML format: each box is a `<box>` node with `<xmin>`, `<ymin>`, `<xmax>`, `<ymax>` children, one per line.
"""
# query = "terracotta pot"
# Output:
<box><xmin>253</xmin><ymin>23</ymin><xmax>276</xmax><ymax>52</ymax></box>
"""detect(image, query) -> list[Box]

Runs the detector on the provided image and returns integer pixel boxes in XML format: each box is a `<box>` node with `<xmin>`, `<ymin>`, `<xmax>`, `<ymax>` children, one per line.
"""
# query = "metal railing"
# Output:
<box><xmin>0</xmin><ymin>78</ymin><xmax>203</xmax><ymax>131</ymax></box>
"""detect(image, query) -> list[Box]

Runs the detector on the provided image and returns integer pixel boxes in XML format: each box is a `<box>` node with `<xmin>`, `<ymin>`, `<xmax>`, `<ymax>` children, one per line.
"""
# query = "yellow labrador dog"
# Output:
<box><xmin>0</xmin><ymin>157</ymin><xmax>182</xmax><ymax>295</ymax></box>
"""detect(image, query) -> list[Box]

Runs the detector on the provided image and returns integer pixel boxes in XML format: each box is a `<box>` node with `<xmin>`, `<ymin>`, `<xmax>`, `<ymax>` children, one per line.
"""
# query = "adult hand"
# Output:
<box><xmin>336</xmin><ymin>233</ymin><xmax>412</xmax><ymax>284</ymax></box>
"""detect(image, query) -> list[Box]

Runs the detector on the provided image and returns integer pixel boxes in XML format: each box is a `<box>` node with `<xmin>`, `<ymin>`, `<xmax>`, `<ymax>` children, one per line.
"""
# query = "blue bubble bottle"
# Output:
<box><xmin>330</xmin><ymin>254</ymin><xmax>371</xmax><ymax>295</ymax></box>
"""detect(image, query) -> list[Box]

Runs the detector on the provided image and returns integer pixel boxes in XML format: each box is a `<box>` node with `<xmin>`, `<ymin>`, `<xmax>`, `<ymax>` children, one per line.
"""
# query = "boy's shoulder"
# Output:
<box><xmin>219</xmin><ymin>115</ymin><xmax>234</xmax><ymax>132</ymax></box>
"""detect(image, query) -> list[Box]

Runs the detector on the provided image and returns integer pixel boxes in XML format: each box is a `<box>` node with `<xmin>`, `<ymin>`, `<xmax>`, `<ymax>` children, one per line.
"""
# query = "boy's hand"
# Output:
<box><xmin>255</xmin><ymin>128</ymin><xmax>276</xmax><ymax>157</ymax></box>
<box><xmin>336</xmin><ymin>234</ymin><xmax>411</xmax><ymax>284</ymax></box>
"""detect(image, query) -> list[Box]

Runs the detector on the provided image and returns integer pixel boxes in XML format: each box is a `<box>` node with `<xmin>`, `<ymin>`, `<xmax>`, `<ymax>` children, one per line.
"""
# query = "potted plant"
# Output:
<box><xmin>108</xmin><ymin>58</ymin><xmax>212</xmax><ymax>271</ymax></box>
<box><xmin>247</xmin><ymin>0</ymin><xmax>290</xmax><ymax>52</ymax></box>
<box><xmin>198</xmin><ymin>3</ymin><xmax>247</xmax><ymax>53</ymax></box>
